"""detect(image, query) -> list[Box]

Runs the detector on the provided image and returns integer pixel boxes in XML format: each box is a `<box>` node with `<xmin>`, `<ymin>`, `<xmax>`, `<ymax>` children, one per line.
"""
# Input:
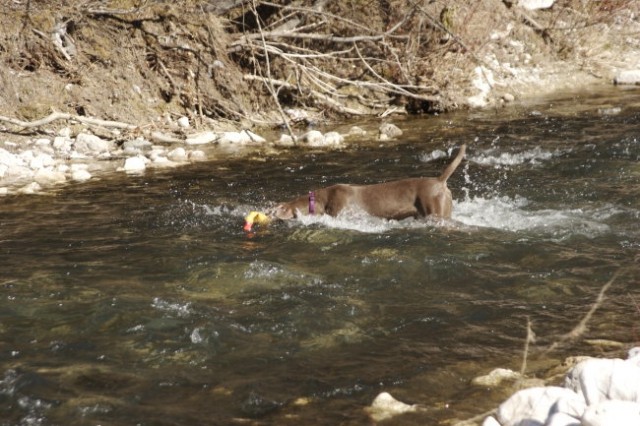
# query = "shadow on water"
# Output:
<box><xmin>0</xmin><ymin>88</ymin><xmax>639</xmax><ymax>425</ymax></box>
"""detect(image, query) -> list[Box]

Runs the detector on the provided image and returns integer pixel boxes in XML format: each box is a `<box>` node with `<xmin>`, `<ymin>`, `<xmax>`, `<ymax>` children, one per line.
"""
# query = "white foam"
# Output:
<box><xmin>453</xmin><ymin>196</ymin><xmax>616</xmax><ymax>237</ymax></box>
<box><xmin>296</xmin><ymin>209</ymin><xmax>433</xmax><ymax>234</ymax></box>
<box><xmin>289</xmin><ymin>196</ymin><xmax>618</xmax><ymax>239</ymax></box>
<box><xmin>468</xmin><ymin>147</ymin><xmax>564</xmax><ymax>167</ymax></box>
<box><xmin>151</xmin><ymin>297</ymin><xmax>193</xmax><ymax>317</ymax></box>
<box><xmin>419</xmin><ymin>146</ymin><xmax>563</xmax><ymax>168</ymax></box>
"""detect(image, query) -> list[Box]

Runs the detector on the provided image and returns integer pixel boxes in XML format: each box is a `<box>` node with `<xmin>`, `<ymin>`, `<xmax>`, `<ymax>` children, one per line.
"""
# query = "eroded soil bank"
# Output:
<box><xmin>0</xmin><ymin>0</ymin><xmax>639</xmax><ymax>193</ymax></box>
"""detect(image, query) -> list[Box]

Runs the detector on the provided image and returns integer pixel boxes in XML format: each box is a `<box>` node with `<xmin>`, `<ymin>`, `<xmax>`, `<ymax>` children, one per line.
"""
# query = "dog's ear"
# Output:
<box><xmin>273</xmin><ymin>204</ymin><xmax>295</xmax><ymax>220</ymax></box>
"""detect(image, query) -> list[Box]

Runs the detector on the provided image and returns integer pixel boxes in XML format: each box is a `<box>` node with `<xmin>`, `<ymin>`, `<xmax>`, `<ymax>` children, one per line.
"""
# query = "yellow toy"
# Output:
<box><xmin>243</xmin><ymin>211</ymin><xmax>270</xmax><ymax>231</ymax></box>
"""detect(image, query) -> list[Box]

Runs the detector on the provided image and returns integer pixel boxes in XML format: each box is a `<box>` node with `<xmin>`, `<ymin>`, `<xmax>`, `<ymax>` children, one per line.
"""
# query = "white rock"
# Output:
<box><xmin>30</xmin><ymin>153</ymin><xmax>55</xmax><ymax>170</ymax></box>
<box><xmin>545</xmin><ymin>412</ymin><xmax>581</xmax><ymax>426</ymax></box>
<box><xmin>379</xmin><ymin>123</ymin><xmax>403</xmax><ymax>139</ymax></box>
<box><xmin>243</xmin><ymin>130</ymin><xmax>266</xmax><ymax>144</ymax></box>
<box><xmin>518</xmin><ymin>0</ymin><xmax>554</xmax><ymax>10</ymax></box>
<box><xmin>123</xmin><ymin>156</ymin><xmax>147</xmax><ymax>172</ymax></box>
<box><xmin>481</xmin><ymin>416</ymin><xmax>501</xmax><ymax>426</ymax></box>
<box><xmin>0</xmin><ymin>187</ymin><xmax>7</xmax><ymax>196</ymax></box>
<box><xmin>152</xmin><ymin>155</ymin><xmax>171</xmax><ymax>165</ymax></box>
<box><xmin>285</xmin><ymin>108</ymin><xmax>309</xmax><ymax>122</ymax></box>
<box><xmin>122</xmin><ymin>138</ymin><xmax>152</xmax><ymax>152</ymax></box>
<box><xmin>302</xmin><ymin>130</ymin><xmax>325</xmax><ymax>146</ymax></box>
<box><xmin>468</xmin><ymin>66</ymin><xmax>495</xmax><ymax>108</ymax></box>
<box><xmin>70</xmin><ymin>163</ymin><xmax>88</xmax><ymax>172</ymax></box>
<box><xmin>364</xmin><ymin>392</ymin><xmax>418</xmax><ymax>422</ymax></box>
<box><xmin>177</xmin><ymin>116</ymin><xmax>190</xmax><ymax>128</ymax></box>
<box><xmin>34</xmin><ymin>138</ymin><xmax>51</xmax><ymax>148</ymax></box>
<box><xmin>34</xmin><ymin>168</ymin><xmax>66</xmax><ymax>186</ymax></box>
<box><xmin>167</xmin><ymin>147</ymin><xmax>188</xmax><ymax>162</ymax></box>
<box><xmin>0</xmin><ymin>148</ymin><xmax>23</xmax><ymax>167</ymax></box>
<box><xmin>218</xmin><ymin>131</ymin><xmax>245</xmax><ymax>144</ymax></box>
<box><xmin>185</xmin><ymin>131</ymin><xmax>217</xmax><ymax>145</ymax></box>
<box><xmin>348</xmin><ymin>126</ymin><xmax>366</xmax><ymax>136</ymax></box>
<box><xmin>218</xmin><ymin>130</ymin><xmax>265</xmax><ymax>144</ymax></box>
<box><xmin>566</xmin><ymin>357</ymin><xmax>640</xmax><ymax>405</ymax></box>
<box><xmin>75</xmin><ymin>133</ymin><xmax>114</xmax><ymax>154</ymax></box>
<box><xmin>472</xmin><ymin>368</ymin><xmax>522</xmax><ymax>387</ymax></box>
<box><xmin>148</xmin><ymin>148</ymin><xmax>167</xmax><ymax>161</ymax></box>
<box><xmin>581</xmin><ymin>400</ymin><xmax>640</xmax><ymax>426</ymax></box>
<box><xmin>614</xmin><ymin>70</ymin><xmax>640</xmax><ymax>85</ymax></box>
<box><xmin>277</xmin><ymin>134</ymin><xmax>296</xmax><ymax>146</ymax></box>
<box><xmin>71</xmin><ymin>169</ymin><xmax>92</xmax><ymax>182</ymax></box>
<box><xmin>188</xmin><ymin>150</ymin><xmax>207</xmax><ymax>162</ymax></box>
<box><xmin>19</xmin><ymin>150</ymin><xmax>35</xmax><ymax>163</ymax></box>
<box><xmin>323</xmin><ymin>131</ymin><xmax>344</xmax><ymax>145</ymax></box>
<box><xmin>53</xmin><ymin>136</ymin><xmax>72</xmax><ymax>153</ymax></box>
<box><xmin>18</xmin><ymin>182</ymin><xmax>41</xmax><ymax>194</ymax></box>
<box><xmin>496</xmin><ymin>387</ymin><xmax>583</xmax><ymax>426</ymax></box>
<box><xmin>551</xmin><ymin>389</ymin><xmax>587</xmax><ymax>419</ymax></box>
<box><xmin>58</xmin><ymin>127</ymin><xmax>71</xmax><ymax>138</ymax></box>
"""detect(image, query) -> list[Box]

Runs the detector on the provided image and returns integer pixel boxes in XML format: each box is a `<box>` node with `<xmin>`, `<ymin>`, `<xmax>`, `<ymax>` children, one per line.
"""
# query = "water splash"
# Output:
<box><xmin>468</xmin><ymin>147</ymin><xmax>566</xmax><ymax>167</ymax></box>
<box><xmin>151</xmin><ymin>297</ymin><xmax>193</xmax><ymax>317</ymax></box>
<box><xmin>419</xmin><ymin>146</ymin><xmax>564</xmax><ymax>168</ymax></box>
<box><xmin>453</xmin><ymin>195</ymin><xmax>616</xmax><ymax>237</ymax></box>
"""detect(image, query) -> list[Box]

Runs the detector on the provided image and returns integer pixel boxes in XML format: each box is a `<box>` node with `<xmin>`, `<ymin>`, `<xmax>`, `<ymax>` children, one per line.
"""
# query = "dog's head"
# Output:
<box><xmin>272</xmin><ymin>203</ymin><xmax>296</xmax><ymax>220</ymax></box>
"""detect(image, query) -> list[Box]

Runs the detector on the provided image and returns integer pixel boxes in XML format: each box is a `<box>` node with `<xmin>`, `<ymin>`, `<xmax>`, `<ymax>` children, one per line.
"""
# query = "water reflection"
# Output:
<box><xmin>0</xmin><ymin>89</ymin><xmax>639</xmax><ymax>425</ymax></box>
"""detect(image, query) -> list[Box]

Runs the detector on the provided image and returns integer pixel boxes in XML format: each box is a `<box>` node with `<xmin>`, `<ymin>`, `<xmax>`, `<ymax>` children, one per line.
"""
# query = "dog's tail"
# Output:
<box><xmin>438</xmin><ymin>144</ymin><xmax>466</xmax><ymax>183</ymax></box>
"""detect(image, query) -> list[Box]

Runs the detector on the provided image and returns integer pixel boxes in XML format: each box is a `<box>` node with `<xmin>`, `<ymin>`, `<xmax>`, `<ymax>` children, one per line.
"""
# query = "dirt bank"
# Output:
<box><xmin>0</xmin><ymin>0</ymin><xmax>639</xmax><ymax>193</ymax></box>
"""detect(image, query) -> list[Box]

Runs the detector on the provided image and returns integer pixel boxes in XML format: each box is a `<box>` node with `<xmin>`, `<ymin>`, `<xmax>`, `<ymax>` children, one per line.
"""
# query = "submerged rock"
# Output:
<box><xmin>323</xmin><ymin>131</ymin><xmax>344</xmax><ymax>145</ymax></box>
<box><xmin>471</xmin><ymin>368</ymin><xmax>522</xmax><ymax>387</ymax></box>
<box><xmin>167</xmin><ymin>147</ymin><xmax>188</xmax><ymax>162</ymax></box>
<box><xmin>301</xmin><ymin>130</ymin><xmax>325</xmax><ymax>146</ymax></box>
<box><xmin>378</xmin><ymin>123</ymin><xmax>403</xmax><ymax>140</ymax></box>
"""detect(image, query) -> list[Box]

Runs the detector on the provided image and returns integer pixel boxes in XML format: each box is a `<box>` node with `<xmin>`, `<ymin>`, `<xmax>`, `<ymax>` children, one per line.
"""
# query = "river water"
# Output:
<box><xmin>1</xmin><ymin>88</ymin><xmax>639</xmax><ymax>425</ymax></box>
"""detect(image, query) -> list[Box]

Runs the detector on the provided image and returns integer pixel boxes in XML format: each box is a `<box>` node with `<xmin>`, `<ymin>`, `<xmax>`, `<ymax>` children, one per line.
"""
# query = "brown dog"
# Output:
<box><xmin>273</xmin><ymin>144</ymin><xmax>466</xmax><ymax>221</ymax></box>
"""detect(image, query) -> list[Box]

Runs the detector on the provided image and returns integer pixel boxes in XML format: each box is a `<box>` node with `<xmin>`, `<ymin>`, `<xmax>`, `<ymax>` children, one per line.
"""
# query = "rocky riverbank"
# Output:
<box><xmin>363</xmin><ymin>347</ymin><xmax>640</xmax><ymax>425</ymax></box>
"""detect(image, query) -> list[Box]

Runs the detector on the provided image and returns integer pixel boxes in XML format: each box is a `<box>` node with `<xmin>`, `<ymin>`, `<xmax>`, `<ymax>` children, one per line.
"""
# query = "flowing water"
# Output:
<box><xmin>1</xmin><ymin>88</ymin><xmax>639</xmax><ymax>425</ymax></box>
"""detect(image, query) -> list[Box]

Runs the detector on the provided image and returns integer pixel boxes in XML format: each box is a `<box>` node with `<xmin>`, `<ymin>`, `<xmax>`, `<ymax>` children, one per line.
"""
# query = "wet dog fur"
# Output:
<box><xmin>272</xmin><ymin>144</ymin><xmax>466</xmax><ymax>221</ymax></box>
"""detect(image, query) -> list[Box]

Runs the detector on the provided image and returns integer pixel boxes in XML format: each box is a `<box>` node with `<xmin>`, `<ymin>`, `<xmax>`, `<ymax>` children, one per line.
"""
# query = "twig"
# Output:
<box><xmin>249</xmin><ymin>0</ymin><xmax>296</xmax><ymax>141</ymax></box>
<box><xmin>521</xmin><ymin>316</ymin><xmax>536</xmax><ymax>376</ymax></box>
<box><xmin>243</xmin><ymin>75</ymin><xmax>368</xmax><ymax>115</ymax></box>
<box><xmin>544</xmin><ymin>269</ymin><xmax>623</xmax><ymax>354</ymax></box>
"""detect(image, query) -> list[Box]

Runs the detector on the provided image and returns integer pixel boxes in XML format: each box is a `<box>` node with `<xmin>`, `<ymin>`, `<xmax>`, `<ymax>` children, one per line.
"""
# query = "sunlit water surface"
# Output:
<box><xmin>1</xmin><ymin>88</ymin><xmax>639</xmax><ymax>425</ymax></box>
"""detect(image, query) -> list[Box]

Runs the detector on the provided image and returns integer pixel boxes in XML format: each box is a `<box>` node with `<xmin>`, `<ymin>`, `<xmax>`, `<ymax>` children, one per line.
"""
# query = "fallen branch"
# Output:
<box><xmin>249</xmin><ymin>0</ymin><xmax>296</xmax><ymax>141</ymax></box>
<box><xmin>0</xmin><ymin>112</ymin><xmax>183</xmax><ymax>144</ymax></box>
<box><xmin>544</xmin><ymin>268</ymin><xmax>623</xmax><ymax>354</ymax></box>
<box><xmin>243</xmin><ymin>74</ymin><xmax>369</xmax><ymax>115</ymax></box>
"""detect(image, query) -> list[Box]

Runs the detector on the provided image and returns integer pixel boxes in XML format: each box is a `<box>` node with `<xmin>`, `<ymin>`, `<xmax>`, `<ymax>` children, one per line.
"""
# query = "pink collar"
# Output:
<box><xmin>308</xmin><ymin>191</ymin><xmax>315</xmax><ymax>214</ymax></box>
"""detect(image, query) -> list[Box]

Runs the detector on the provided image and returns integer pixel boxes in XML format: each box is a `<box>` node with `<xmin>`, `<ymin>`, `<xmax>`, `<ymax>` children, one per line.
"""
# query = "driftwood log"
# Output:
<box><xmin>0</xmin><ymin>112</ymin><xmax>183</xmax><ymax>144</ymax></box>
